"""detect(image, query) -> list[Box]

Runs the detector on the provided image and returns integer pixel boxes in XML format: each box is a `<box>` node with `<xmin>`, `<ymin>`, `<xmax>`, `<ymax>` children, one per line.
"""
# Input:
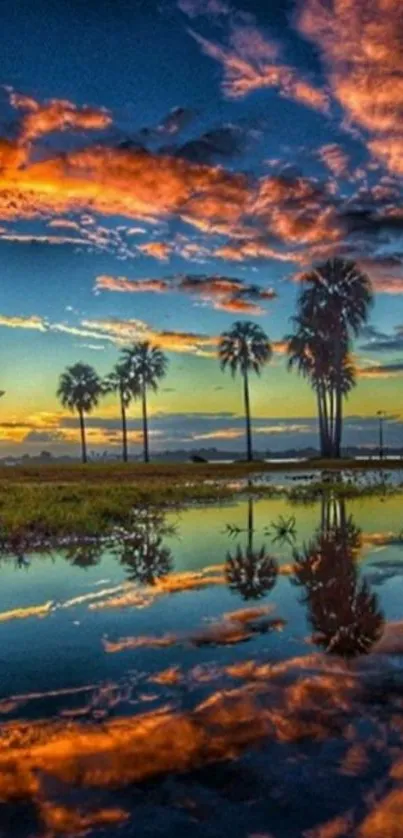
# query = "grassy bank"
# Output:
<box><xmin>0</xmin><ymin>457</ymin><xmax>401</xmax><ymax>484</ymax></box>
<box><xmin>0</xmin><ymin>459</ymin><xmax>401</xmax><ymax>542</ymax></box>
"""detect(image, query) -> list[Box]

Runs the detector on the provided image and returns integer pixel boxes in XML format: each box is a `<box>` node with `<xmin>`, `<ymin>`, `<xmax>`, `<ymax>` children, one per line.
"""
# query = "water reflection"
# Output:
<box><xmin>293</xmin><ymin>496</ymin><xmax>384</xmax><ymax>658</ymax></box>
<box><xmin>0</xmin><ymin>506</ymin><xmax>177</xmax><ymax>586</ymax></box>
<box><xmin>62</xmin><ymin>541</ymin><xmax>103</xmax><ymax>569</ymax></box>
<box><xmin>225</xmin><ymin>498</ymin><xmax>278</xmax><ymax>600</ymax></box>
<box><xmin>110</xmin><ymin>508</ymin><xmax>176</xmax><ymax>585</ymax></box>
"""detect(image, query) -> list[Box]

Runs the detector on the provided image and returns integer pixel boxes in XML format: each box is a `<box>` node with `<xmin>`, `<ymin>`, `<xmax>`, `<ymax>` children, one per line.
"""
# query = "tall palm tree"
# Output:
<box><xmin>219</xmin><ymin>321</ymin><xmax>272</xmax><ymax>462</ymax></box>
<box><xmin>122</xmin><ymin>341</ymin><xmax>168</xmax><ymax>463</ymax></box>
<box><xmin>287</xmin><ymin>314</ymin><xmax>332</xmax><ymax>457</ymax></box>
<box><xmin>57</xmin><ymin>363</ymin><xmax>102</xmax><ymax>464</ymax></box>
<box><xmin>103</xmin><ymin>360</ymin><xmax>139</xmax><ymax>463</ymax></box>
<box><xmin>297</xmin><ymin>258</ymin><xmax>372</xmax><ymax>458</ymax></box>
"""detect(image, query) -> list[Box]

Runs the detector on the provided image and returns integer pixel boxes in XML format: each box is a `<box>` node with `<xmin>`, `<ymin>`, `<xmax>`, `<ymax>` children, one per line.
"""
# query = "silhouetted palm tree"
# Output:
<box><xmin>298</xmin><ymin>258</ymin><xmax>373</xmax><ymax>457</ymax></box>
<box><xmin>219</xmin><ymin>321</ymin><xmax>272</xmax><ymax>461</ymax></box>
<box><xmin>57</xmin><ymin>363</ymin><xmax>102</xmax><ymax>463</ymax></box>
<box><xmin>122</xmin><ymin>342</ymin><xmax>168</xmax><ymax>463</ymax></box>
<box><xmin>104</xmin><ymin>360</ymin><xmax>139</xmax><ymax>462</ymax></box>
<box><xmin>287</xmin><ymin>314</ymin><xmax>332</xmax><ymax>456</ymax></box>
<box><xmin>288</xmin><ymin>259</ymin><xmax>371</xmax><ymax>457</ymax></box>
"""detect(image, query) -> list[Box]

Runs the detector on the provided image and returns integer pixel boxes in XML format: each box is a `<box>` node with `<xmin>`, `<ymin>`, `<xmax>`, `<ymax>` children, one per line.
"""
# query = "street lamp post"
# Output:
<box><xmin>377</xmin><ymin>411</ymin><xmax>385</xmax><ymax>460</ymax></box>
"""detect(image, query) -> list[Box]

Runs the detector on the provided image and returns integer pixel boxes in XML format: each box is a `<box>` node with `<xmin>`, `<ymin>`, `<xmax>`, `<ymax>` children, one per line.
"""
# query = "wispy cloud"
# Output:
<box><xmin>189</xmin><ymin>25</ymin><xmax>329</xmax><ymax>111</ymax></box>
<box><xmin>358</xmin><ymin>362</ymin><xmax>403</xmax><ymax>379</ymax></box>
<box><xmin>9</xmin><ymin>89</ymin><xmax>111</xmax><ymax>144</ymax></box>
<box><xmin>0</xmin><ymin>314</ymin><xmax>48</xmax><ymax>331</ymax></box>
<box><xmin>95</xmin><ymin>272</ymin><xmax>277</xmax><ymax>316</ymax></box>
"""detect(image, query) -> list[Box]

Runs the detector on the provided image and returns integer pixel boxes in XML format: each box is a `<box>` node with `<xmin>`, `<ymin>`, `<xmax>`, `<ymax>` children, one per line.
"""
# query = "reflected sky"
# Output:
<box><xmin>1</xmin><ymin>491</ymin><xmax>403</xmax><ymax>835</ymax></box>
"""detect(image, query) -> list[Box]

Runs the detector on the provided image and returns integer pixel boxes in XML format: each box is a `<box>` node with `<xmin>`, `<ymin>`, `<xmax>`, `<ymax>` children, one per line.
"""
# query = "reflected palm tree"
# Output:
<box><xmin>62</xmin><ymin>541</ymin><xmax>104</xmax><ymax>569</ymax></box>
<box><xmin>293</xmin><ymin>496</ymin><xmax>384</xmax><ymax>658</ymax></box>
<box><xmin>226</xmin><ymin>545</ymin><xmax>278</xmax><ymax>600</ymax></box>
<box><xmin>115</xmin><ymin>536</ymin><xmax>173</xmax><ymax>586</ymax></box>
<box><xmin>111</xmin><ymin>507</ymin><xmax>175</xmax><ymax>585</ymax></box>
<box><xmin>225</xmin><ymin>497</ymin><xmax>278</xmax><ymax>600</ymax></box>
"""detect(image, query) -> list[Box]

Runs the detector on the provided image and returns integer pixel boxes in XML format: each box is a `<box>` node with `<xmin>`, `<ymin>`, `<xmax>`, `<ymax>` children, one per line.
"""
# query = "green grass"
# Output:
<box><xmin>0</xmin><ymin>456</ymin><xmax>401</xmax><ymax>484</ymax></box>
<box><xmin>0</xmin><ymin>459</ymin><xmax>401</xmax><ymax>542</ymax></box>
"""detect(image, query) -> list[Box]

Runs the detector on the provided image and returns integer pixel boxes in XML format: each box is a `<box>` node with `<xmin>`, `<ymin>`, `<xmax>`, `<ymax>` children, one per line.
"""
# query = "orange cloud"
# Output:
<box><xmin>95</xmin><ymin>276</ymin><xmax>170</xmax><ymax>294</ymax></box>
<box><xmin>10</xmin><ymin>90</ymin><xmax>112</xmax><ymax>143</ymax></box>
<box><xmin>358</xmin><ymin>259</ymin><xmax>403</xmax><ymax>295</ymax></box>
<box><xmin>0</xmin><ymin>140</ymin><xmax>251</xmax><ymax>236</ymax></box>
<box><xmin>318</xmin><ymin>143</ymin><xmax>349</xmax><ymax>178</ymax></box>
<box><xmin>190</xmin><ymin>26</ymin><xmax>329</xmax><ymax>111</ymax></box>
<box><xmin>94</xmin><ymin>272</ymin><xmax>277</xmax><ymax>316</ymax></box>
<box><xmin>82</xmin><ymin>318</ymin><xmax>219</xmax><ymax>356</ymax></box>
<box><xmin>215</xmin><ymin>240</ymin><xmax>303</xmax><ymax>263</ymax></box>
<box><xmin>368</xmin><ymin>137</ymin><xmax>403</xmax><ymax>175</ymax></box>
<box><xmin>212</xmin><ymin>297</ymin><xmax>264</xmax><ymax>314</ymax></box>
<box><xmin>0</xmin><ymin>314</ymin><xmax>48</xmax><ymax>331</ymax></box>
<box><xmin>192</xmin><ymin>428</ymin><xmax>244</xmax><ymax>440</ymax></box>
<box><xmin>296</xmin><ymin>0</ymin><xmax>403</xmax><ymax>174</ymax></box>
<box><xmin>137</xmin><ymin>241</ymin><xmax>172</xmax><ymax>260</ymax></box>
<box><xmin>358</xmin><ymin>363</ymin><xmax>403</xmax><ymax>379</ymax></box>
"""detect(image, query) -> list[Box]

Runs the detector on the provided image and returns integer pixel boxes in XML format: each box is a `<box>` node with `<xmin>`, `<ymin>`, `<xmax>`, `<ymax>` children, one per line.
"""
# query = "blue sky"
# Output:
<box><xmin>0</xmin><ymin>0</ymin><xmax>402</xmax><ymax>455</ymax></box>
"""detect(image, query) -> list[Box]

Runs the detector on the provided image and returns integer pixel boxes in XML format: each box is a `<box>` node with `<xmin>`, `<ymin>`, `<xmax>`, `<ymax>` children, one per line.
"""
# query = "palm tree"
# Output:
<box><xmin>57</xmin><ymin>363</ymin><xmax>102</xmax><ymax>463</ymax></box>
<box><xmin>219</xmin><ymin>321</ymin><xmax>272</xmax><ymax>461</ymax></box>
<box><xmin>103</xmin><ymin>360</ymin><xmax>138</xmax><ymax>463</ymax></box>
<box><xmin>287</xmin><ymin>314</ymin><xmax>332</xmax><ymax>457</ymax></box>
<box><xmin>122</xmin><ymin>342</ymin><xmax>168</xmax><ymax>463</ymax></box>
<box><xmin>297</xmin><ymin>258</ymin><xmax>372</xmax><ymax>458</ymax></box>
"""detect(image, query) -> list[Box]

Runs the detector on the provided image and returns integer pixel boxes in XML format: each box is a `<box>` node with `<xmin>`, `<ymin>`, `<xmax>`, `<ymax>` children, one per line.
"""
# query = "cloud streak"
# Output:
<box><xmin>9</xmin><ymin>90</ymin><xmax>112</xmax><ymax>144</ymax></box>
<box><xmin>190</xmin><ymin>25</ymin><xmax>329</xmax><ymax>111</ymax></box>
<box><xmin>95</xmin><ymin>272</ymin><xmax>277</xmax><ymax>315</ymax></box>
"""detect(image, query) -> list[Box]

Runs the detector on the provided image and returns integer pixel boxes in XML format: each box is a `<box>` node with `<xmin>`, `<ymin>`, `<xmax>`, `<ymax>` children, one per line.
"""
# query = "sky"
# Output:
<box><xmin>0</xmin><ymin>0</ymin><xmax>402</xmax><ymax>456</ymax></box>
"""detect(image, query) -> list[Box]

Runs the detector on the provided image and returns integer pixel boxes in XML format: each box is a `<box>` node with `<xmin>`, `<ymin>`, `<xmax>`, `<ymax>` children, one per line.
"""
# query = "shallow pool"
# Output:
<box><xmin>1</xmin><ymin>492</ymin><xmax>403</xmax><ymax>837</ymax></box>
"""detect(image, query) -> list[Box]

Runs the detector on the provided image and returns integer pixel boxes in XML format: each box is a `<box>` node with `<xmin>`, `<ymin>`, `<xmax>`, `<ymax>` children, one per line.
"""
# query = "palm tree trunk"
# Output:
<box><xmin>334</xmin><ymin>387</ymin><xmax>343</xmax><ymax>458</ymax></box>
<box><xmin>120</xmin><ymin>388</ymin><xmax>128</xmax><ymax>463</ymax></box>
<box><xmin>78</xmin><ymin>408</ymin><xmax>87</xmax><ymax>464</ymax></box>
<box><xmin>320</xmin><ymin>382</ymin><xmax>331</xmax><ymax>458</ymax></box>
<box><xmin>141</xmin><ymin>380</ymin><xmax>149</xmax><ymax>464</ymax></box>
<box><xmin>316</xmin><ymin>384</ymin><xmax>325</xmax><ymax>456</ymax></box>
<box><xmin>247</xmin><ymin>497</ymin><xmax>253</xmax><ymax>552</ymax></box>
<box><xmin>329</xmin><ymin>386</ymin><xmax>335</xmax><ymax>456</ymax></box>
<box><xmin>243</xmin><ymin>370</ymin><xmax>253</xmax><ymax>462</ymax></box>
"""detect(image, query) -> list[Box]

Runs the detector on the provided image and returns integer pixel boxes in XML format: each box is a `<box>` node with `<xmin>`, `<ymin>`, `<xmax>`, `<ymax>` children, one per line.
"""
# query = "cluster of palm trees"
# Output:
<box><xmin>57</xmin><ymin>341</ymin><xmax>168</xmax><ymax>463</ymax></box>
<box><xmin>57</xmin><ymin>257</ymin><xmax>373</xmax><ymax>463</ymax></box>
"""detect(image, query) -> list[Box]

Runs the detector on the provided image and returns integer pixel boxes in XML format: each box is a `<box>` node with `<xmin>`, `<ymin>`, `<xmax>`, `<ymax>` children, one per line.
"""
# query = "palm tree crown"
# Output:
<box><xmin>103</xmin><ymin>359</ymin><xmax>140</xmax><ymax>463</ymax></box>
<box><xmin>57</xmin><ymin>363</ymin><xmax>102</xmax><ymax>463</ymax></box>
<box><xmin>219</xmin><ymin>321</ymin><xmax>272</xmax><ymax>376</ymax></box>
<box><xmin>122</xmin><ymin>341</ymin><xmax>168</xmax><ymax>463</ymax></box>
<box><xmin>219</xmin><ymin>321</ymin><xmax>272</xmax><ymax>462</ymax></box>
<box><xmin>122</xmin><ymin>341</ymin><xmax>168</xmax><ymax>391</ymax></box>
<box><xmin>57</xmin><ymin>363</ymin><xmax>102</xmax><ymax>414</ymax></box>
<box><xmin>298</xmin><ymin>258</ymin><xmax>373</xmax><ymax>336</ymax></box>
<box><xmin>103</xmin><ymin>361</ymin><xmax>136</xmax><ymax>407</ymax></box>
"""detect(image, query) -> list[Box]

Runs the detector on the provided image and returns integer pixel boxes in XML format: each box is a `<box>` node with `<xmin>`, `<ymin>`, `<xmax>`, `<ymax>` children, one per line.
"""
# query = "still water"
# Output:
<box><xmin>1</xmin><ymin>491</ymin><xmax>403</xmax><ymax>837</ymax></box>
